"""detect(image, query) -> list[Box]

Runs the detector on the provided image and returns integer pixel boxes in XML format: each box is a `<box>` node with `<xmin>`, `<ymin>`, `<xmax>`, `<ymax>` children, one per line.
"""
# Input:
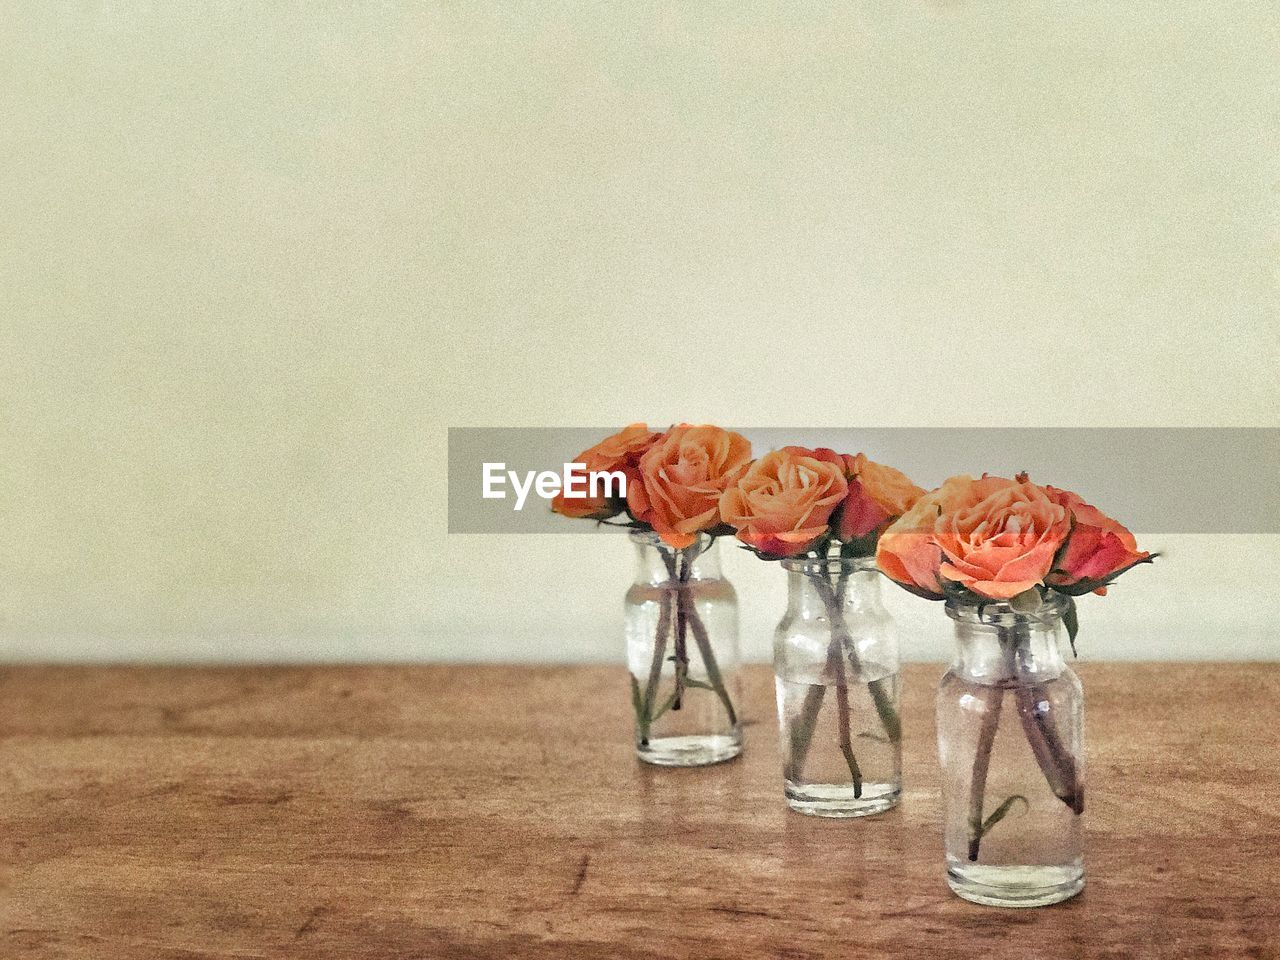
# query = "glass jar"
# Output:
<box><xmin>773</xmin><ymin>555</ymin><xmax>902</xmax><ymax>816</ymax></box>
<box><xmin>624</xmin><ymin>531</ymin><xmax>741</xmax><ymax>766</ymax></box>
<box><xmin>937</xmin><ymin>595</ymin><xmax>1085</xmax><ymax>907</ymax></box>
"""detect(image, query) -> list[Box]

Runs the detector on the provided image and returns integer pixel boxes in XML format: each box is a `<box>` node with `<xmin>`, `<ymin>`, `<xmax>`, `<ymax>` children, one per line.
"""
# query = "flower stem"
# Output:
<box><xmin>785</xmin><ymin>683</ymin><xmax>826</xmax><ymax>782</ymax></box>
<box><xmin>1000</xmin><ymin>624</ymin><xmax>1083</xmax><ymax>813</ymax></box>
<box><xmin>787</xmin><ymin>567</ymin><xmax>903</xmax><ymax>790</ymax></box>
<box><xmin>671</xmin><ymin>555</ymin><xmax>689</xmax><ymax>710</ymax></box>
<box><xmin>637</xmin><ymin>587</ymin><xmax>673</xmax><ymax>746</ymax></box>
<box><xmin>1013</xmin><ymin>683</ymin><xmax>1083</xmax><ymax>812</ymax></box>
<box><xmin>832</xmin><ymin>558</ymin><xmax>866</xmax><ymax>789</ymax></box>
<box><xmin>679</xmin><ymin>588</ymin><xmax>739</xmax><ymax>727</ymax></box>
<box><xmin>785</xmin><ymin>565</ymin><xmax>847</xmax><ymax>782</ymax></box>
<box><xmin>831</xmin><ymin>628</ymin><xmax>863</xmax><ymax>797</ymax></box>
<box><xmin>811</xmin><ymin>573</ymin><xmax>902</xmax><ymax>743</ymax></box>
<box><xmin>965</xmin><ymin>619</ymin><xmax>1083</xmax><ymax>861</ymax></box>
<box><xmin>658</xmin><ymin>548</ymin><xmax>695</xmax><ymax>712</ymax></box>
<box><xmin>967</xmin><ymin>684</ymin><xmax>1004</xmax><ymax>861</ymax></box>
<box><xmin>653</xmin><ymin>540</ymin><xmax>738</xmax><ymax>729</ymax></box>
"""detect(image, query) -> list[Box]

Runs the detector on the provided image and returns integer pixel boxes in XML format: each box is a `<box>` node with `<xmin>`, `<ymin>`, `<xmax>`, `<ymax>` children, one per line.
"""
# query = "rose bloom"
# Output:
<box><xmin>719</xmin><ymin>446</ymin><xmax>849</xmax><ymax>558</ymax></box>
<box><xmin>1042</xmin><ymin>486</ymin><xmax>1150</xmax><ymax>595</ymax></box>
<box><xmin>551</xmin><ymin>423</ymin><xmax>662</xmax><ymax>520</ymax></box>
<box><xmin>628</xmin><ymin>424</ymin><xmax>753</xmax><ymax>548</ymax></box>
<box><xmin>835</xmin><ymin>452</ymin><xmax>927</xmax><ymax>542</ymax></box>
<box><xmin>875</xmin><ymin>474</ymin><xmax>1016</xmax><ymax>599</ymax></box>
<box><xmin>934</xmin><ymin>478</ymin><xmax>1071</xmax><ymax>600</ymax></box>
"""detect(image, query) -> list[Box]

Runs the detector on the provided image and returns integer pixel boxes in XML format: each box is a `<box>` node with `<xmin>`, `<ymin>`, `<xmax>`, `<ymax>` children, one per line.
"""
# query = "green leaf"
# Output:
<box><xmin>597</xmin><ymin>517</ymin><xmax>648</xmax><ymax>531</ymax></box>
<box><xmin>1063</xmin><ymin>594</ymin><xmax>1079</xmax><ymax>657</ymax></box>
<box><xmin>1009</xmin><ymin>588</ymin><xmax>1043</xmax><ymax>614</ymax></box>
<box><xmin>899</xmin><ymin>582</ymin><xmax>946</xmax><ymax>601</ymax></box>
<box><xmin>838</xmin><ymin>533</ymin><xmax>877</xmax><ymax>558</ymax></box>
<box><xmin>737</xmin><ymin>544</ymin><xmax>785</xmax><ymax>562</ymax></box>
<box><xmin>972</xmin><ymin>794</ymin><xmax>1029</xmax><ymax>842</ymax></box>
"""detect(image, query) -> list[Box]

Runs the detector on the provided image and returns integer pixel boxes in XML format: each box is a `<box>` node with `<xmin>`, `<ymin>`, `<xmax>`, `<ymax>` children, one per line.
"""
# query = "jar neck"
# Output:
<box><xmin>780</xmin><ymin>556</ymin><xmax>883</xmax><ymax>619</ymax></box>
<box><xmin>630</xmin><ymin>531</ymin><xmax>722</xmax><ymax>585</ymax></box>
<box><xmin>945</xmin><ymin>598</ymin><xmax>1068</xmax><ymax>685</ymax></box>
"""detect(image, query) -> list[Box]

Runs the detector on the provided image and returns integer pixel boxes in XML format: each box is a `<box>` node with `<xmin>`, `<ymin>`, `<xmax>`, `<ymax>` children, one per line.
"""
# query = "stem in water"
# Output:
<box><xmin>811</xmin><ymin>574</ymin><xmax>902</xmax><ymax>743</ymax></box>
<box><xmin>965</xmin><ymin>615</ymin><xmax>1084</xmax><ymax>861</ymax></box>
<box><xmin>786</xmin><ymin>682</ymin><xmax>826</xmax><ymax>782</ymax></box>
<box><xmin>637</xmin><ymin>586</ymin><xmax>673</xmax><ymax>747</ymax></box>
<box><xmin>657</xmin><ymin>548</ymin><xmax>691</xmax><ymax>712</ymax></box>
<box><xmin>680</xmin><ymin>589</ymin><xmax>738</xmax><ymax>727</ymax></box>
<box><xmin>967</xmin><ymin>684</ymin><xmax>1004</xmax><ymax>861</ymax></box>
<box><xmin>1001</xmin><ymin>623</ymin><xmax>1082</xmax><ymax>812</ymax></box>
<box><xmin>656</xmin><ymin>539</ymin><xmax>738</xmax><ymax>729</ymax></box>
<box><xmin>672</xmin><ymin>553</ymin><xmax>690</xmax><ymax>710</ymax></box>
<box><xmin>787</xmin><ymin>564</ymin><xmax>904</xmax><ymax>785</ymax></box>
<box><xmin>789</xmin><ymin>567</ymin><xmax>865</xmax><ymax>791</ymax></box>
<box><xmin>831</xmin><ymin>624</ymin><xmax>863</xmax><ymax>797</ymax></box>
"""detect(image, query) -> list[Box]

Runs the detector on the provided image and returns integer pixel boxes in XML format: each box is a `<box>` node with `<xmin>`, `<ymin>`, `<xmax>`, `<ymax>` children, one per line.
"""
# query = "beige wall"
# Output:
<box><xmin>2</xmin><ymin>3</ymin><xmax>1277</xmax><ymax>662</ymax></box>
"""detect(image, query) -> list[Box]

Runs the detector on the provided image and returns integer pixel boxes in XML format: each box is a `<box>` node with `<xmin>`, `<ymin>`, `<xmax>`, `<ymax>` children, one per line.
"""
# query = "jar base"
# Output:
<box><xmin>637</xmin><ymin>734</ymin><xmax>741</xmax><ymax>767</ymax></box>
<box><xmin>785</xmin><ymin>781</ymin><xmax>900</xmax><ymax>818</ymax></box>
<box><xmin>946</xmin><ymin>862</ymin><xmax>1084</xmax><ymax>908</ymax></box>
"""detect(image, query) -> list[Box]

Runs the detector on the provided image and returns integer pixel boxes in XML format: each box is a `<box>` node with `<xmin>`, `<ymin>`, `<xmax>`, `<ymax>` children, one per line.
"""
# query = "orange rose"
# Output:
<box><xmin>876</xmin><ymin>475</ymin><xmax>999</xmax><ymax>598</ymax></box>
<box><xmin>628</xmin><ymin>424</ymin><xmax>753</xmax><ymax>548</ymax></box>
<box><xmin>934</xmin><ymin>478</ymin><xmax>1071</xmax><ymax>600</ymax></box>
<box><xmin>719</xmin><ymin>446</ymin><xmax>849</xmax><ymax>558</ymax></box>
<box><xmin>551</xmin><ymin>423</ymin><xmax>662</xmax><ymax>520</ymax></box>
<box><xmin>834</xmin><ymin>452</ymin><xmax>927</xmax><ymax>542</ymax></box>
<box><xmin>1042</xmin><ymin>486</ymin><xmax>1151</xmax><ymax>596</ymax></box>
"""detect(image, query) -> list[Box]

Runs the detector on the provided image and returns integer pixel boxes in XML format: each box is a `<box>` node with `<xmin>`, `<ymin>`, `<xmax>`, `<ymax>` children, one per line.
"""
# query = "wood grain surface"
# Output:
<box><xmin>1</xmin><ymin>663</ymin><xmax>1277</xmax><ymax>959</ymax></box>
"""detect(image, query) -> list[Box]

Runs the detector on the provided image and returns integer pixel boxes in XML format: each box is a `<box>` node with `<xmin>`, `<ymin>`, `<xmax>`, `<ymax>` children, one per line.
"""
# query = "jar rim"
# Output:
<box><xmin>779</xmin><ymin>554</ymin><xmax>878</xmax><ymax>575</ymax></box>
<box><xmin>944</xmin><ymin>591</ymin><xmax>1069</xmax><ymax>625</ymax></box>
<box><xmin>627</xmin><ymin>529</ymin><xmax>714</xmax><ymax>550</ymax></box>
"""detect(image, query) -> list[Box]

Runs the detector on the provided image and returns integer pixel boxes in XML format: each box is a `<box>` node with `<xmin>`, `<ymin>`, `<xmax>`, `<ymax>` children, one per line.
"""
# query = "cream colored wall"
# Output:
<box><xmin>2</xmin><ymin>3</ymin><xmax>1277</xmax><ymax>663</ymax></box>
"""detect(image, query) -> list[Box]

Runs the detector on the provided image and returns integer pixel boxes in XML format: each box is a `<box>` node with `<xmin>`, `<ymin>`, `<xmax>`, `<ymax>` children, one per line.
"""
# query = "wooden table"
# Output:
<box><xmin>1</xmin><ymin>663</ymin><xmax>1277</xmax><ymax>958</ymax></box>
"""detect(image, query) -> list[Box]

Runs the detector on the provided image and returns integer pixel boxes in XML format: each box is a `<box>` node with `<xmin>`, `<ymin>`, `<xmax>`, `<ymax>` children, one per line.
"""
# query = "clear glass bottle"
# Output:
<box><xmin>624</xmin><ymin>531</ymin><xmax>741</xmax><ymax>766</ymax></box>
<box><xmin>773</xmin><ymin>555</ymin><xmax>902</xmax><ymax>817</ymax></box>
<box><xmin>937</xmin><ymin>595</ymin><xmax>1085</xmax><ymax>907</ymax></box>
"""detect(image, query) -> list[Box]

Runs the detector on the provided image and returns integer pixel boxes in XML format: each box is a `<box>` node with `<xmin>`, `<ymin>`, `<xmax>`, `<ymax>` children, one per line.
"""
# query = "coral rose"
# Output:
<box><xmin>1042</xmin><ymin>486</ymin><xmax>1151</xmax><ymax>596</ymax></box>
<box><xmin>719</xmin><ymin>446</ymin><xmax>849</xmax><ymax>558</ymax></box>
<box><xmin>551</xmin><ymin>423</ymin><xmax>662</xmax><ymax>520</ymax></box>
<box><xmin>628</xmin><ymin>424</ymin><xmax>753</xmax><ymax>548</ymax></box>
<box><xmin>834</xmin><ymin>453</ymin><xmax>927</xmax><ymax>543</ymax></box>
<box><xmin>875</xmin><ymin>475</ymin><xmax>1002</xmax><ymax>598</ymax></box>
<box><xmin>934</xmin><ymin>478</ymin><xmax>1071</xmax><ymax>600</ymax></box>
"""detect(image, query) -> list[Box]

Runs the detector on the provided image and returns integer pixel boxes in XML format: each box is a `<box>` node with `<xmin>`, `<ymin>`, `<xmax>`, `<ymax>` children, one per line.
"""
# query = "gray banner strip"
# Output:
<box><xmin>448</xmin><ymin>427</ymin><xmax>1279</xmax><ymax>534</ymax></box>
